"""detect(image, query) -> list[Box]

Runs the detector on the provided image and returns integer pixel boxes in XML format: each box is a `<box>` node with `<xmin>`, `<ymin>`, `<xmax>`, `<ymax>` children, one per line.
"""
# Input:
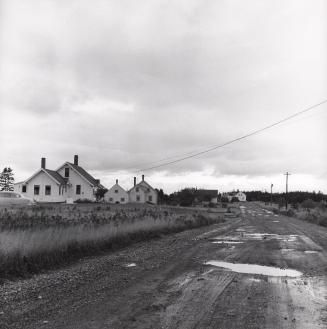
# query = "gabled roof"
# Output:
<box><xmin>129</xmin><ymin>180</ymin><xmax>156</xmax><ymax>193</ymax></box>
<box><xmin>23</xmin><ymin>168</ymin><xmax>66</xmax><ymax>185</ymax></box>
<box><xmin>44</xmin><ymin>169</ymin><xmax>68</xmax><ymax>185</ymax></box>
<box><xmin>108</xmin><ymin>183</ymin><xmax>128</xmax><ymax>193</ymax></box>
<box><xmin>66</xmin><ymin>162</ymin><xmax>101</xmax><ymax>187</ymax></box>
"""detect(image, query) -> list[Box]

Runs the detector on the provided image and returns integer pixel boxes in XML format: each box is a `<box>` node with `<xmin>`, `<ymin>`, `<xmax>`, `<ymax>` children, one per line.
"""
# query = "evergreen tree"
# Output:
<box><xmin>0</xmin><ymin>167</ymin><xmax>14</xmax><ymax>191</ymax></box>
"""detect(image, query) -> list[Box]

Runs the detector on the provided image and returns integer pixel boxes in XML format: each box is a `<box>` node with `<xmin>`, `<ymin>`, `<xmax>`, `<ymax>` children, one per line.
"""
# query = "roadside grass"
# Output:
<box><xmin>264</xmin><ymin>203</ymin><xmax>327</xmax><ymax>227</ymax></box>
<box><xmin>0</xmin><ymin>204</ymin><xmax>223</xmax><ymax>280</ymax></box>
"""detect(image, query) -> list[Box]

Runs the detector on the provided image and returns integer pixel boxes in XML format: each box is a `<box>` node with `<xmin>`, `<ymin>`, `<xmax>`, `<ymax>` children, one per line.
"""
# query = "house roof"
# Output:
<box><xmin>44</xmin><ymin>169</ymin><xmax>68</xmax><ymax>185</ymax></box>
<box><xmin>129</xmin><ymin>180</ymin><xmax>157</xmax><ymax>193</ymax></box>
<box><xmin>67</xmin><ymin>162</ymin><xmax>101</xmax><ymax>187</ymax></box>
<box><xmin>108</xmin><ymin>183</ymin><xmax>128</xmax><ymax>193</ymax></box>
<box><xmin>23</xmin><ymin>168</ymin><xmax>66</xmax><ymax>185</ymax></box>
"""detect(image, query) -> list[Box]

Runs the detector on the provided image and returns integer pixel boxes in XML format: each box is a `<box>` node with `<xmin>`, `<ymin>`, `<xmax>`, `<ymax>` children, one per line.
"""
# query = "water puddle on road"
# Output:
<box><xmin>205</xmin><ymin>261</ymin><xmax>302</xmax><ymax>277</ymax></box>
<box><xmin>125</xmin><ymin>263</ymin><xmax>137</xmax><ymax>267</ymax></box>
<box><xmin>243</xmin><ymin>233</ymin><xmax>298</xmax><ymax>242</ymax></box>
<box><xmin>212</xmin><ymin>241</ymin><xmax>244</xmax><ymax>244</ymax></box>
<box><xmin>212</xmin><ymin>233</ymin><xmax>299</xmax><ymax>243</ymax></box>
<box><xmin>304</xmin><ymin>250</ymin><xmax>319</xmax><ymax>254</ymax></box>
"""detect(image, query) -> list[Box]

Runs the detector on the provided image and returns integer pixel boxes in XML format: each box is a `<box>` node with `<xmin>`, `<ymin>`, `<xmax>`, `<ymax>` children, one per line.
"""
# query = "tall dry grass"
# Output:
<box><xmin>0</xmin><ymin>204</ymin><xmax>220</xmax><ymax>279</ymax></box>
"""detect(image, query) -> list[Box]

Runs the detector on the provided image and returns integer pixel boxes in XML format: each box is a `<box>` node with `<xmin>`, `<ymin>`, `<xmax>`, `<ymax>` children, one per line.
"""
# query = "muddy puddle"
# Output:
<box><xmin>243</xmin><ymin>233</ymin><xmax>298</xmax><ymax>242</ymax></box>
<box><xmin>205</xmin><ymin>261</ymin><xmax>302</xmax><ymax>277</ymax></box>
<box><xmin>212</xmin><ymin>241</ymin><xmax>244</xmax><ymax>244</ymax></box>
<box><xmin>213</xmin><ymin>232</ymin><xmax>299</xmax><ymax>244</ymax></box>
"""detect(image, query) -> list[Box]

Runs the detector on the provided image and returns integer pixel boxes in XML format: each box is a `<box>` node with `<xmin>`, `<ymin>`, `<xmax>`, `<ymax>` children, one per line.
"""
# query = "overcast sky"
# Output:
<box><xmin>0</xmin><ymin>0</ymin><xmax>326</xmax><ymax>193</ymax></box>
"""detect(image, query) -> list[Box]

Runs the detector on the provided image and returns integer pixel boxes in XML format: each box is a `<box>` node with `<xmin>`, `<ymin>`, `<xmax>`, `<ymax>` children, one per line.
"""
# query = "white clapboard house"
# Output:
<box><xmin>128</xmin><ymin>175</ymin><xmax>158</xmax><ymax>204</ymax></box>
<box><xmin>223</xmin><ymin>191</ymin><xmax>247</xmax><ymax>202</ymax></box>
<box><xmin>104</xmin><ymin>179</ymin><xmax>129</xmax><ymax>204</ymax></box>
<box><xmin>14</xmin><ymin>155</ymin><xmax>103</xmax><ymax>203</ymax></box>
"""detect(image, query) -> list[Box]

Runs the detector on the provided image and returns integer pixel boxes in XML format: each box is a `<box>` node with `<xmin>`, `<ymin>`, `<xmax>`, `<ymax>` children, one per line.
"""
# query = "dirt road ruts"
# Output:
<box><xmin>1</xmin><ymin>203</ymin><xmax>327</xmax><ymax>329</ymax></box>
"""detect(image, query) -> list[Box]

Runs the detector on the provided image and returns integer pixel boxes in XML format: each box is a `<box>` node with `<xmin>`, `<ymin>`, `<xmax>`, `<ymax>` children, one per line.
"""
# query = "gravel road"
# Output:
<box><xmin>1</xmin><ymin>203</ymin><xmax>327</xmax><ymax>329</ymax></box>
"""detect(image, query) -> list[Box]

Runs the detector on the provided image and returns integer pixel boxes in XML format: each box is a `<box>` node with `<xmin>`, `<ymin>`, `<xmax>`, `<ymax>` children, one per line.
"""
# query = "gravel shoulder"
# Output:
<box><xmin>1</xmin><ymin>203</ymin><xmax>327</xmax><ymax>329</ymax></box>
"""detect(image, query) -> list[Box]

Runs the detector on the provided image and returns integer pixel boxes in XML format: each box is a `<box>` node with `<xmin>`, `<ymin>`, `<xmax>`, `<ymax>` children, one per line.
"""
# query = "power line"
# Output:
<box><xmin>135</xmin><ymin>99</ymin><xmax>327</xmax><ymax>173</ymax></box>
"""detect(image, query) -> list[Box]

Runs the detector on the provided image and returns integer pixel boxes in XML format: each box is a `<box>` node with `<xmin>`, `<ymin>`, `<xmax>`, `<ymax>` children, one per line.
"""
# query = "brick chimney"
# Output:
<box><xmin>142</xmin><ymin>174</ymin><xmax>145</xmax><ymax>181</ymax></box>
<box><xmin>134</xmin><ymin>177</ymin><xmax>136</xmax><ymax>187</ymax></box>
<box><xmin>116</xmin><ymin>179</ymin><xmax>118</xmax><ymax>184</ymax></box>
<box><xmin>74</xmin><ymin>155</ymin><xmax>78</xmax><ymax>166</ymax></box>
<box><xmin>41</xmin><ymin>157</ymin><xmax>46</xmax><ymax>169</ymax></box>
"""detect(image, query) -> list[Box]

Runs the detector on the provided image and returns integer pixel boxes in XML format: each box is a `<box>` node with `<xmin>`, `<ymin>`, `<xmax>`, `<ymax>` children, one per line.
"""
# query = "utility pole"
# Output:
<box><xmin>284</xmin><ymin>172</ymin><xmax>291</xmax><ymax>210</ymax></box>
<box><xmin>270</xmin><ymin>183</ymin><xmax>273</xmax><ymax>206</ymax></box>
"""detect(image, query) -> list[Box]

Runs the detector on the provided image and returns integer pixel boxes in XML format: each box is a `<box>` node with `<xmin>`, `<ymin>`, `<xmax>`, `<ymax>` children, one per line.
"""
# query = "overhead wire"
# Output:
<box><xmin>134</xmin><ymin>99</ymin><xmax>327</xmax><ymax>173</ymax></box>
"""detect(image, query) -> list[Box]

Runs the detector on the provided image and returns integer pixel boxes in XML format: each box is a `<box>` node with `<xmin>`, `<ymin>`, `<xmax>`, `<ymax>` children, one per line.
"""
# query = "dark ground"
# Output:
<box><xmin>1</xmin><ymin>203</ymin><xmax>327</xmax><ymax>329</ymax></box>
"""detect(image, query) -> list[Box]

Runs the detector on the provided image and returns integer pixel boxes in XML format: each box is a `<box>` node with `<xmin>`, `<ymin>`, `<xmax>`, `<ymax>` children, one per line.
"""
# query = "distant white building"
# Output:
<box><xmin>235</xmin><ymin>191</ymin><xmax>246</xmax><ymax>202</ymax></box>
<box><xmin>222</xmin><ymin>191</ymin><xmax>247</xmax><ymax>202</ymax></box>
<box><xmin>128</xmin><ymin>175</ymin><xmax>158</xmax><ymax>204</ymax></box>
<box><xmin>14</xmin><ymin>155</ymin><xmax>103</xmax><ymax>203</ymax></box>
<box><xmin>105</xmin><ymin>179</ymin><xmax>128</xmax><ymax>204</ymax></box>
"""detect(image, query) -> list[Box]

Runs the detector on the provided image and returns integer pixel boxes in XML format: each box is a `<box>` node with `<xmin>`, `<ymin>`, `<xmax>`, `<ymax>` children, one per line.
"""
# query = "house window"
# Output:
<box><xmin>136</xmin><ymin>187</ymin><xmax>139</xmax><ymax>192</ymax></box>
<box><xmin>76</xmin><ymin>185</ymin><xmax>81</xmax><ymax>195</ymax></box>
<box><xmin>148</xmin><ymin>195</ymin><xmax>152</xmax><ymax>202</ymax></box>
<box><xmin>22</xmin><ymin>185</ymin><xmax>27</xmax><ymax>193</ymax></box>
<box><xmin>109</xmin><ymin>197</ymin><xmax>113</xmax><ymax>202</ymax></box>
<box><xmin>45</xmin><ymin>185</ymin><xmax>51</xmax><ymax>195</ymax></box>
<box><xmin>34</xmin><ymin>185</ymin><xmax>40</xmax><ymax>195</ymax></box>
<box><xmin>121</xmin><ymin>197</ymin><xmax>125</xmax><ymax>202</ymax></box>
<box><xmin>115</xmin><ymin>189</ymin><xmax>118</xmax><ymax>193</ymax></box>
<box><xmin>64</xmin><ymin>167</ymin><xmax>69</xmax><ymax>178</ymax></box>
<box><xmin>136</xmin><ymin>195</ymin><xmax>140</xmax><ymax>202</ymax></box>
<box><xmin>147</xmin><ymin>188</ymin><xmax>150</xmax><ymax>192</ymax></box>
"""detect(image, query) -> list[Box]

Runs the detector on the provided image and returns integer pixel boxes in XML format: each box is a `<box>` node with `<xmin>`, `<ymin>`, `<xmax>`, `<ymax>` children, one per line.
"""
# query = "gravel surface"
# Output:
<box><xmin>1</xmin><ymin>203</ymin><xmax>327</xmax><ymax>329</ymax></box>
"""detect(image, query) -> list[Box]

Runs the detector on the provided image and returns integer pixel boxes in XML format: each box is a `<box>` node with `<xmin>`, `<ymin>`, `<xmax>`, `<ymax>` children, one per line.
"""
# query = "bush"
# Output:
<box><xmin>318</xmin><ymin>215</ymin><xmax>327</xmax><ymax>227</ymax></box>
<box><xmin>301</xmin><ymin>199</ymin><xmax>316</xmax><ymax>212</ymax></box>
<box><xmin>75</xmin><ymin>198</ymin><xmax>94</xmax><ymax>204</ymax></box>
<box><xmin>280</xmin><ymin>209</ymin><xmax>295</xmax><ymax>217</ymax></box>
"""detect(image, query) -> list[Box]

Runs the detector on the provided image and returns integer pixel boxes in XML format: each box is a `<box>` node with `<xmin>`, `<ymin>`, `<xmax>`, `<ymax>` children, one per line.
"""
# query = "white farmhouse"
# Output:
<box><xmin>14</xmin><ymin>155</ymin><xmax>103</xmax><ymax>203</ymax></box>
<box><xmin>235</xmin><ymin>191</ymin><xmax>247</xmax><ymax>202</ymax></box>
<box><xmin>105</xmin><ymin>179</ymin><xmax>128</xmax><ymax>204</ymax></box>
<box><xmin>128</xmin><ymin>175</ymin><xmax>158</xmax><ymax>204</ymax></box>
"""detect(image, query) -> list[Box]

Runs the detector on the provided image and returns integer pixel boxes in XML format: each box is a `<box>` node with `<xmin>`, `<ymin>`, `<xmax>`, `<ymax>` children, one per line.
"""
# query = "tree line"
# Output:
<box><xmin>245</xmin><ymin>190</ymin><xmax>326</xmax><ymax>205</ymax></box>
<box><xmin>156</xmin><ymin>188</ymin><xmax>327</xmax><ymax>207</ymax></box>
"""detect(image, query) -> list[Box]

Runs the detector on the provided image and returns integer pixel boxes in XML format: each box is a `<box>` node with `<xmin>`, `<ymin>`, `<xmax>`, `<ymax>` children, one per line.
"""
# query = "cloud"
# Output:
<box><xmin>0</xmin><ymin>0</ymin><xmax>326</xmax><ymax>192</ymax></box>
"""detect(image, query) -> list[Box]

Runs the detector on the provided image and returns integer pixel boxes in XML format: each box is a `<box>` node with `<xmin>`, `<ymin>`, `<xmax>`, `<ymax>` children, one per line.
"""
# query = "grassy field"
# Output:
<box><xmin>0</xmin><ymin>203</ymin><xmax>223</xmax><ymax>280</ymax></box>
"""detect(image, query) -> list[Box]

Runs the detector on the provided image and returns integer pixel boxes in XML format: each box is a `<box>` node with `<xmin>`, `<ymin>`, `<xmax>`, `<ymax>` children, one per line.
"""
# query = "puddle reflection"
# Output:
<box><xmin>205</xmin><ymin>261</ymin><xmax>302</xmax><ymax>277</ymax></box>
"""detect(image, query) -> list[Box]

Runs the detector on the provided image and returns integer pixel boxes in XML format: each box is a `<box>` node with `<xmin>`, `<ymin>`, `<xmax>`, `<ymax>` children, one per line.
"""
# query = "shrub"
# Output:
<box><xmin>75</xmin><ymin>198</ymin><xmax>94</xmax><ymax>204</ymax></box>
<box><xmin>301</xmin><ymin>199</ymin><xmax>316</xmax><ymax>212</ymax></box>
